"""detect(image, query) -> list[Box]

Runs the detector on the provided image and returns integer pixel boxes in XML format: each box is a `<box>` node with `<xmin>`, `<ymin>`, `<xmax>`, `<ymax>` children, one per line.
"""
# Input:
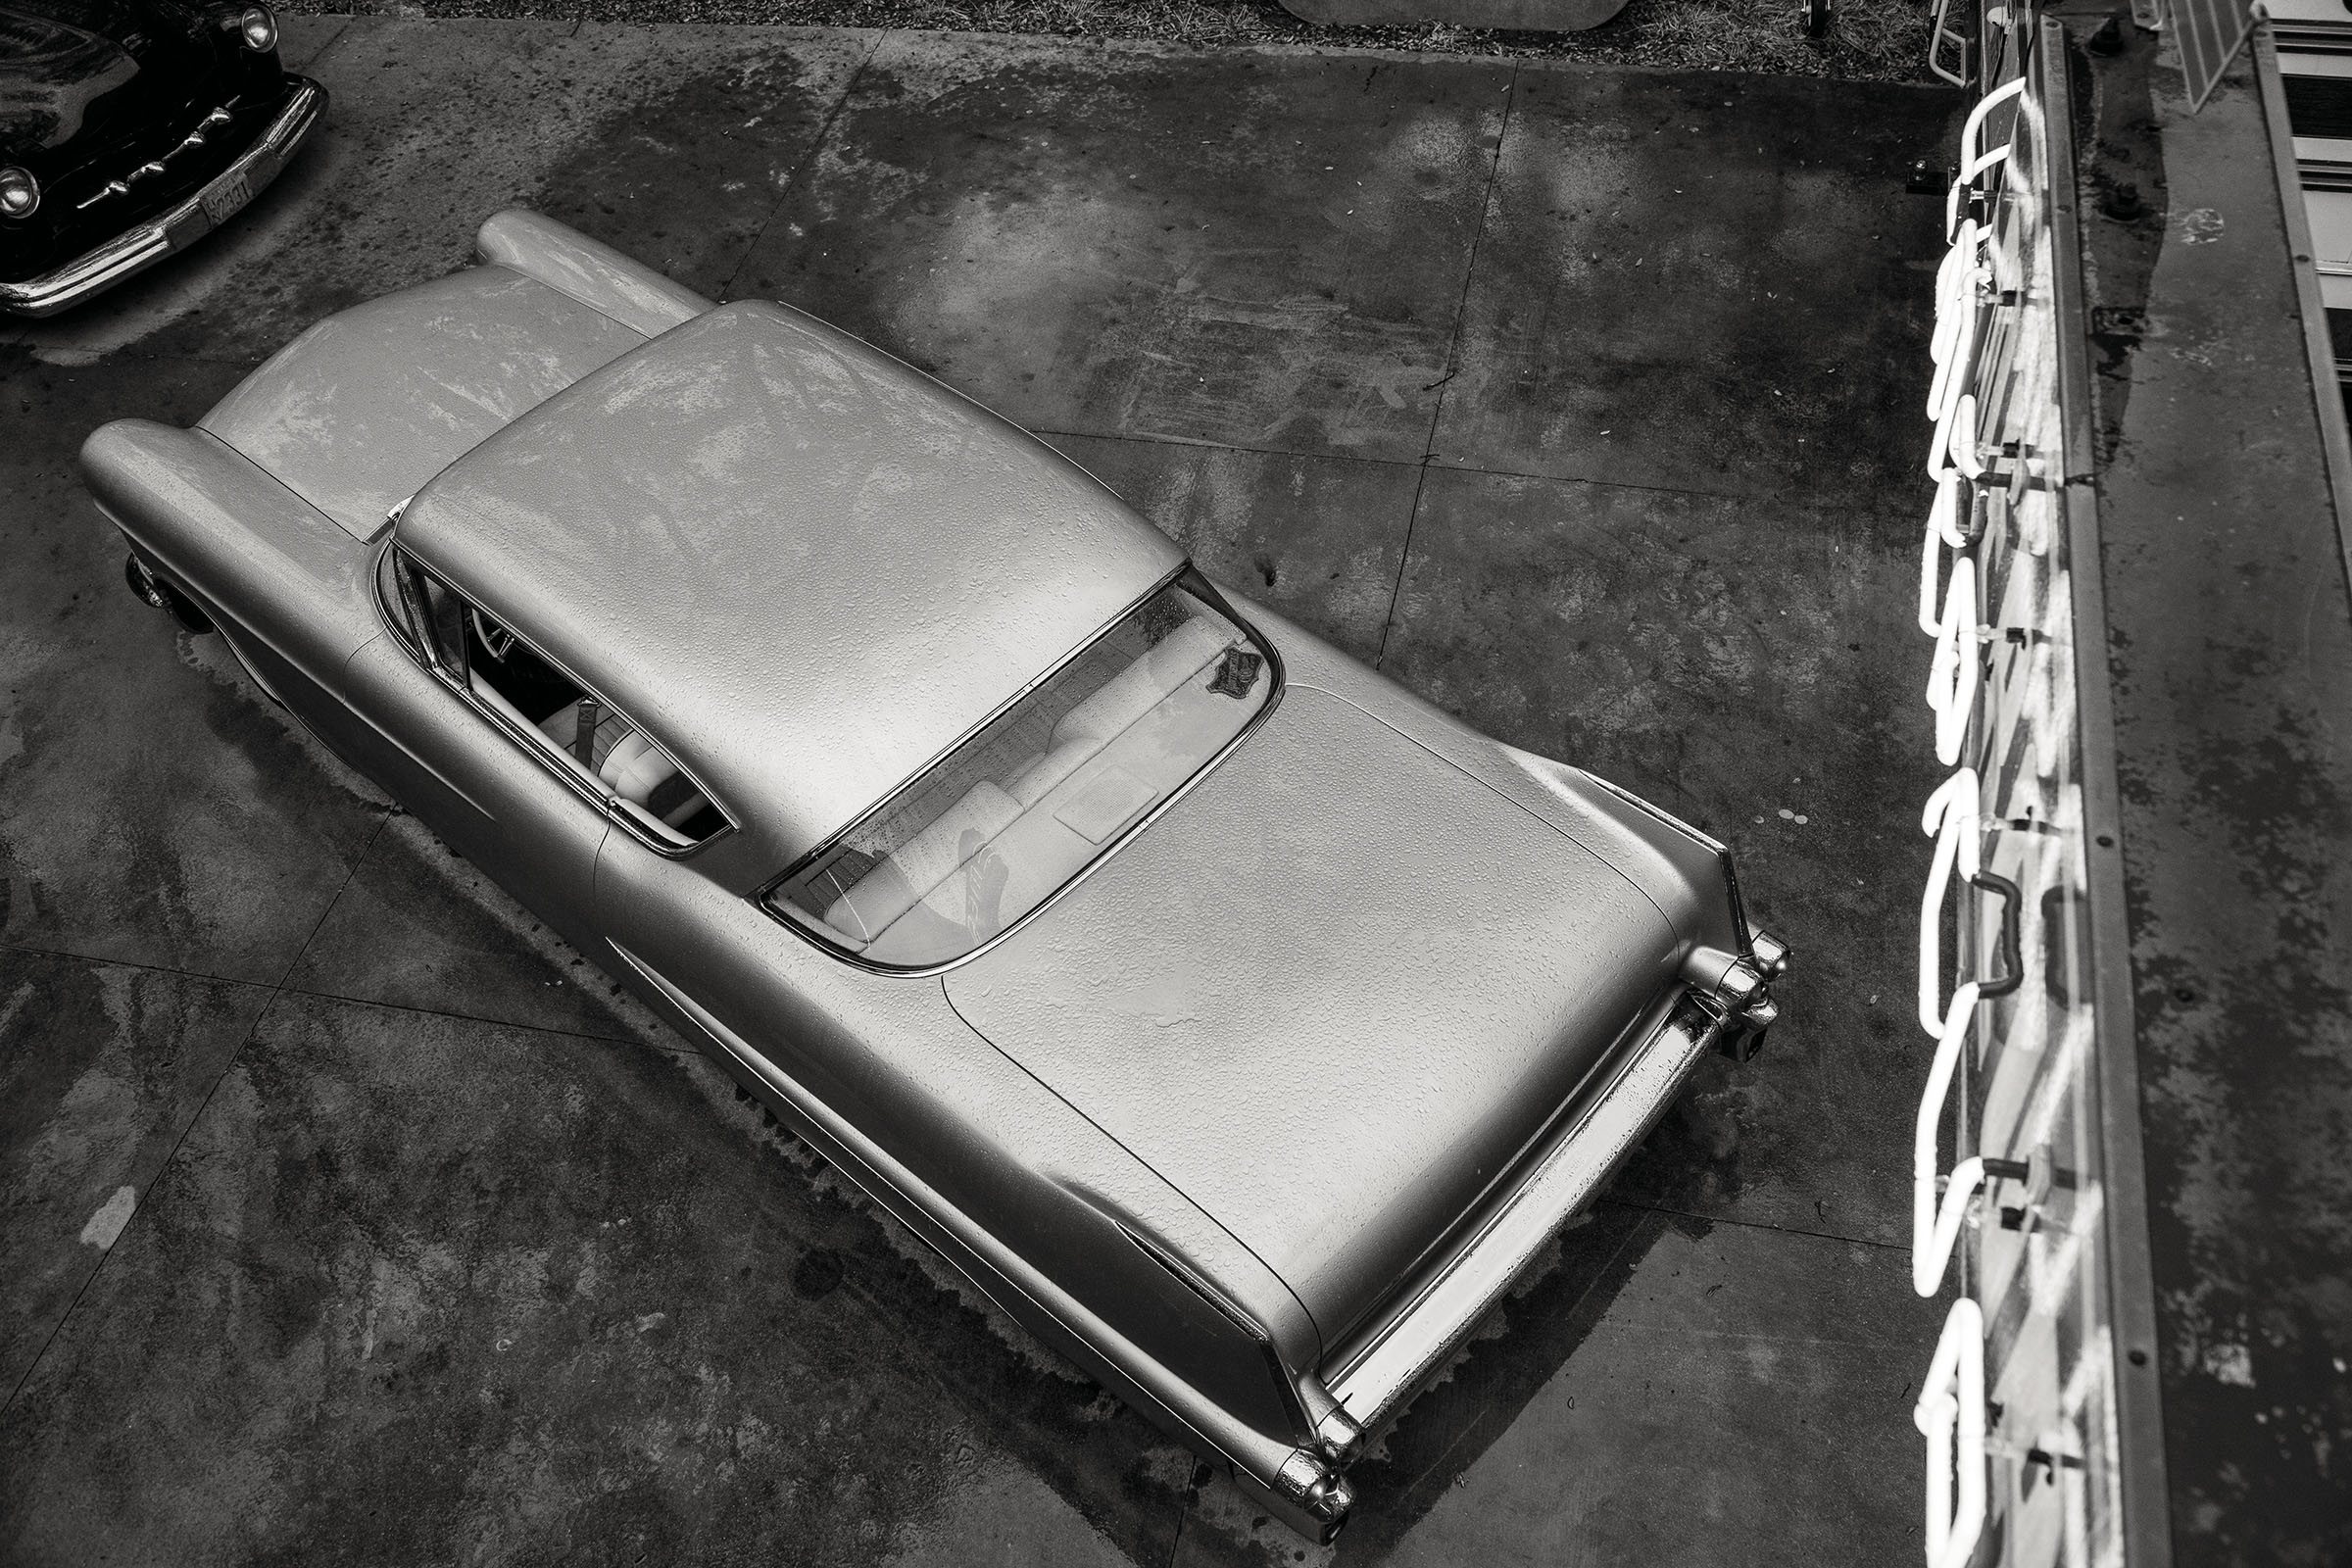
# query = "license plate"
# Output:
<box><xmin>199</xmin><ymin>171</ymin><xmax>252</xmax><ymax>226</ymax></box>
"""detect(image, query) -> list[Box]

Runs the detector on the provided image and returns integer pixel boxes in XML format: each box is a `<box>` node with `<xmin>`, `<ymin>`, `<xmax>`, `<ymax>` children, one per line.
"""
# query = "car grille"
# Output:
<box><xmin>73</xmin><ymin>98</ymin><xmax>241</xmax><ymax>213</ymax></box>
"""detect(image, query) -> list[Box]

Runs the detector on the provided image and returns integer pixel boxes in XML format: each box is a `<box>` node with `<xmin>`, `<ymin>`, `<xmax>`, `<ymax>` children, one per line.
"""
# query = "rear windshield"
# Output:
<box><xmin>764</xmin><ymin>572</ymin><xmax>1275</xmax><ymax>967</ymax></box>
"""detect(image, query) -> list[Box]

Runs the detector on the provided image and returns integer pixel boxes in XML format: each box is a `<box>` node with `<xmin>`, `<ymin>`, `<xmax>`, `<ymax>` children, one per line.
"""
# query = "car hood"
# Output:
<box><xmin>0</xmin><ymin>0</ymin><xmax>206</xmax><ymax>160</ymax></box>
<box><xmin>943</xmin><ymin>683</ymin><xmax>1684</xmax><ymax>1350</ymax></box>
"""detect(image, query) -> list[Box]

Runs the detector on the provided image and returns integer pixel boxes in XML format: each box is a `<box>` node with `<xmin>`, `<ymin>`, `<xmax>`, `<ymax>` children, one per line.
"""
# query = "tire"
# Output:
<box><xmin>123</xmin><ymin>554</ymin><xmax>215</xmax><ymax>635</ymax></box>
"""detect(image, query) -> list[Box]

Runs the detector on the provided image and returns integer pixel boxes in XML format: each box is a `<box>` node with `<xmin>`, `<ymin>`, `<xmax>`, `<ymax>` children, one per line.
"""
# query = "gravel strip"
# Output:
<box><xmin>278</xmin><ymin>0</ymin><xmax>1942</xmax><ymax>83</ymax></box>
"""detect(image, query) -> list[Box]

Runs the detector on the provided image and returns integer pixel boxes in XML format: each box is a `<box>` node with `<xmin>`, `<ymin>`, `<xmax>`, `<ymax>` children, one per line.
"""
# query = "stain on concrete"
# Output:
<box><xmin>282</xmin><ymin>808</ymin><xmax>670</xmax><ymax>1047</ymax></box>
<box><xmin>0</xmin><ymin>947</ymin><xmax>270</xmax><ymax>1399</ymax></box>
<box><xmin>0</xmin><ymin>994</ymin><xmax>1186</xmax><ymax>1566</ymax></box>
<box><xmin>735</xmin><ymin>35</ymin><xmax>1512</xmax><ymax>462</ymax></box>
<box><xmin>1378</xmin><ymin>466</ymin><xmax>1944</xmax><ymax>1243</ymax></box>
<box><xmin>883</xmin><ymin>1449</ymin><xmax>1138</xmax><ymax>1567</ymax></box>
<box><xmin>536</xmin><ymin>24</ymin><xmax>884</xmax><ymax>299</ymax></box>
<box><xmin>1436</xmin><ymin>67</ymin><xmax>1962</xmax><ymax>509</ymax></box>
<box><xmin>0</xmin><ymin>353</ymin><xmax>384</xmax><ymax>984</ymax></box>
<box><xmin>1044</xmin><ymin>431</ymin><xmax>1421</xmax><ymax>662</ymax></box>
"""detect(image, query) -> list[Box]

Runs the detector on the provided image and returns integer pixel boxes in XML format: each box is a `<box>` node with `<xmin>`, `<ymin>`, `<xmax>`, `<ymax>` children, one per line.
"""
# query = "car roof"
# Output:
<box><xmin>396</xmin><ymin>298</ymin><xmax>1185</xmax><ymax>866</ymax></box>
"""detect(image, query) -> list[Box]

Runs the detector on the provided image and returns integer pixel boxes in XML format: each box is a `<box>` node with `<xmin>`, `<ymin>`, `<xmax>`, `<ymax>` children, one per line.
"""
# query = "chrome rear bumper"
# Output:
<box><xmin>1322</xmin><ymin>990</ymin><xmax>1727</xmax><ymax>1431</ymax></box>
<box><xmin>0</xmin><ymin>77</ymin><xmax>327</xmax><ymax>318</ymax></box>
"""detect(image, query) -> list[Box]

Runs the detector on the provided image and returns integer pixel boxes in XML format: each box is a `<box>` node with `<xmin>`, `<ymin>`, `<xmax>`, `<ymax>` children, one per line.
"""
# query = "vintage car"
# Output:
<box><xmin>82</xmin><ymin>211</ymin><xmax>1786</xmax><ymax>1542</ymax></box>
<box><xmin>0</xmin><ymin>0</ymin><xmax>325</xmax><ymax>317</ymax></box>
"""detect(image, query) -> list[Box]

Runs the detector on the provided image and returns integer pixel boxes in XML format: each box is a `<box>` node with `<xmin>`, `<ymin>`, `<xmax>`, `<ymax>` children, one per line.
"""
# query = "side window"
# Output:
<box><xmin>416</xmin><ymin>574</ymin><xmax>468</xmax><ymax>671</ymax></box>
<box><xmin>377</xmin><ymin>547</ymin><xmax>731</xmax><ymax>852</ymax></box>
<box><xmin>378</xmin><ymin>546</ymin><xmax>466</xmax><ymax>674</ymax></box>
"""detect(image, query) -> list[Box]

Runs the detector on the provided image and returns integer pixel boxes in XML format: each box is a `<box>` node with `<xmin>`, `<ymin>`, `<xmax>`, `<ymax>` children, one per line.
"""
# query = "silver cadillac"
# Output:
<box><xmin>82</xmin><ymin>211</ymin><xmax>1786</xmax><ymax>1543</ymax></box>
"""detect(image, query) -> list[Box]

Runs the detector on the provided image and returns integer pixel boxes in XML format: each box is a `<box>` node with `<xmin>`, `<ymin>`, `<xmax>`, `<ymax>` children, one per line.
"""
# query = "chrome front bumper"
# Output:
<box><xmin>0</xmin><ymin>77</ymin><xmax>327</xmax><ymax>319</ymax></box>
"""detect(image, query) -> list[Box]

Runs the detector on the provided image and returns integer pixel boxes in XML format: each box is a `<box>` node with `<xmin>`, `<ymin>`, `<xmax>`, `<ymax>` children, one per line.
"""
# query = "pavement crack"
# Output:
<box><xmin>1597</xmin><ymin>1195</ymin><xmax>1909</xmax><ymax>1253</ymax></box>
<box><xmin>273</xmin><ymin>981</ymin><xmax>690</xmax><ymax>1055</ymax></box>
<box><xmin>1376</xmin><ymin>62</ymin><xmax>1517</xmax><ymax>673</ymax></box>
<box><xmin>716</xmin><ymin>27</ymin><xmax>888</xmax><ymax>303</ymax></box>
<box><xmin>0</xmin><ymin>807</ymin><xmax>394</xmax><ymax>1420</ymax></box>
<box><xmin>1029</xmin><ymin>421</ymin><xmax>1850</xmax><ymax>509</ymax></box>
<box><xmin>0</xmin><ymin>936</ymin><xmax>278</xmax><ymax>992</ymax></box>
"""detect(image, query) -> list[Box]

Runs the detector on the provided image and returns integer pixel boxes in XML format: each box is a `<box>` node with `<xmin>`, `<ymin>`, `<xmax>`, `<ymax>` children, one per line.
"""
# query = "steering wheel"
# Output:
<box><xmin>469</xmin><ymin>608</ymin><xmax>516</xmax><ymax>662</ymax></box>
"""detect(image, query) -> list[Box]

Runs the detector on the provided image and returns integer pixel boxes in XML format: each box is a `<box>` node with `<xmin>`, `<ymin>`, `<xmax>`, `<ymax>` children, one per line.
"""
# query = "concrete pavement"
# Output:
<box><xmin>0</xmin><ymin>21</ymin><xmax>1961</xmax><ymax>1565</ymax></box>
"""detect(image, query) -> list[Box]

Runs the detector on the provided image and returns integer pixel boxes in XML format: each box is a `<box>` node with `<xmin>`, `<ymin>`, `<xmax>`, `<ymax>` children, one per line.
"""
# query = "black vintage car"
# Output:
<box><xmin>0</xmin><ymin>0</ymin><xmax>323</xmax><ymax>316</ymax></box>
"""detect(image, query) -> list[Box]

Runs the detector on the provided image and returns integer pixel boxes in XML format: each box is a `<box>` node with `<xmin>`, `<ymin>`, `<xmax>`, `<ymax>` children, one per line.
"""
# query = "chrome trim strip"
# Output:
<box><xmin>1580</xmin><ymin>766</ymin><xmax>1760</xmax><ymax>956</ymax></box>
<box><xmin>1117</xmin><ymin>1220</ymin><xmax>1315</xmax><ymax>1438</ymax></box>
<box><xmin>1324</xmin><ymin>994</ymin><xmax>1722</xmax><ymax>1428</ymax></box>
<box><xmin>74</xmin><ymin>104</ymin><xmax>240</xmax><ymax>211</ymax></box>
<box><xmin>0</xmin><ymin>77</ymin><xmax>325</xmax><ymax>319</ymax></box>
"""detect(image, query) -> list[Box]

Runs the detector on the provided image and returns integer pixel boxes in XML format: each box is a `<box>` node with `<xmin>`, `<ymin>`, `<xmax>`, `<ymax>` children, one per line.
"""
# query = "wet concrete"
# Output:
<box><xmin>735</xmin><ymin>37</ymin><xmax>1512</xmax><ymax>464</ymax></box>
<box><xmin>11</xmin><ymin>21</ymin><xmax>873</xmax><ymax>367</ymax></box>
<box><xmin>1212</xmin><ymin>1210</ymin><xmax>1933</xmax><ymax>1566</ymax></box>
<box><xmin>2070</xmin><ymin>30</ymin><xmax>2352</xmax><ymax>1563</ymax></box>
<box><xmin>1046</xmin><ymin>432</ymin><xmax>1422</xmax><ymax>664</ymax></box>
<box><xmin>3</xmin><ymin>994</ymin><xmax>1177</xmax><ymax>1565</ymax></box>
<box><xmin>281</xmin><ymin>809</ymin><xmax>668</xmax><ymax>1046</ymax></box>
<box><xmin>0</xmin><ymin>950</ymin><xmax>270</xmax><ymax>1397</ymax></box>
<box><xmin>1379</xmin><ymin>466</ymin><xmax>1943</xmax><ymax>1245</ymax></box>
<box><xmin>1432</xmin><ymin>67</ymin><xmax>1951</xmax><ymax>510</ymax></box>
<box><xmin>0</xmin><ymin>355</ymin><xmax>385</xmax><ymax>984</ymax></box>
<box><xmin>1</xmin><ymin>19</ymin><xmax>1960</xmax><ymax>1565</ymax></box>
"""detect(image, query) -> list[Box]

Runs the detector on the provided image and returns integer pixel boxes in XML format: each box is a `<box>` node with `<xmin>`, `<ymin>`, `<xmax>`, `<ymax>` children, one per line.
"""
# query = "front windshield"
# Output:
<box><xmin>764</xmin><ymin>571</ymin><xmax>1275</xmax><ymax>967</ymax></box>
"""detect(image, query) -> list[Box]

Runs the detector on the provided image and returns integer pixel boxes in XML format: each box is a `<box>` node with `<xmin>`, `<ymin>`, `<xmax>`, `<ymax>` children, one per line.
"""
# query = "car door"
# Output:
<box><xmin>336</xmin><ymin>543</ymin><xmax>612</xmax><ymax>949</ymax></box>
<box><xmin>585</xmin><ymin>726</ymin><xmax>785</xmax><ymax>1047</ymax></box>
<box><xmin>585</xmin><ymin>733</ymin><xmax>902</xmax><ymax>1140</ymax></box>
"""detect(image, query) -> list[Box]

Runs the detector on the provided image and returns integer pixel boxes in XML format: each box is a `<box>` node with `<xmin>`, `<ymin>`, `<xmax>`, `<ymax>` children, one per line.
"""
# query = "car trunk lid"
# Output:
<box><xmin>942</xmin><ymin>683</ymin><xmax>1684</xmax><ymax>1350</ymax></box>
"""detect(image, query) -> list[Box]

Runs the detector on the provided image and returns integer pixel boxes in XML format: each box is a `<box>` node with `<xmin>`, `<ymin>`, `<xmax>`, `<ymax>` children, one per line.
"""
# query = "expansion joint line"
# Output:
<box><xmin>0</xmin><ymin>806</ymin><xmax>396</xmax><ymax>1418</ymax></box>
<box><xmin>1376</xmin><ymin>62</ymin><xmax>1519</xmax><ymax>671</ymax></box>
<box><xmin>1598</xmin><ymin>1195</ymin><xmax>1910</xmax><ymax>1254</ymax></box>
<box><xmin>717</xmin><ymin>28</ymin><xmax>889</xmax><ymax>304</ymax></box>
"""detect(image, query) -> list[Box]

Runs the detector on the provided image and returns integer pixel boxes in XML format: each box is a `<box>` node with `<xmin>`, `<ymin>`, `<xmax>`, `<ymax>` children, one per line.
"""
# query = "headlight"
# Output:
<box><xmin>237</xmin><ymin>4</ymin><xmax>276</xmax><ymax>50</ymax></box>
<box><xmin>0</xmin><ymin>167</ymin><xmax>37</xmax><ymax>220</ymax></box>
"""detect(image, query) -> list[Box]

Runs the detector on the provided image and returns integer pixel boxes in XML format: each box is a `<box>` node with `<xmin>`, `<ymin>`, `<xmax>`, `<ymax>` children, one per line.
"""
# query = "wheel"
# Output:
<box><xmin>123</xmin><ymin>554</ymin><xmax>214</xmax><ymax>634</ymax></box>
